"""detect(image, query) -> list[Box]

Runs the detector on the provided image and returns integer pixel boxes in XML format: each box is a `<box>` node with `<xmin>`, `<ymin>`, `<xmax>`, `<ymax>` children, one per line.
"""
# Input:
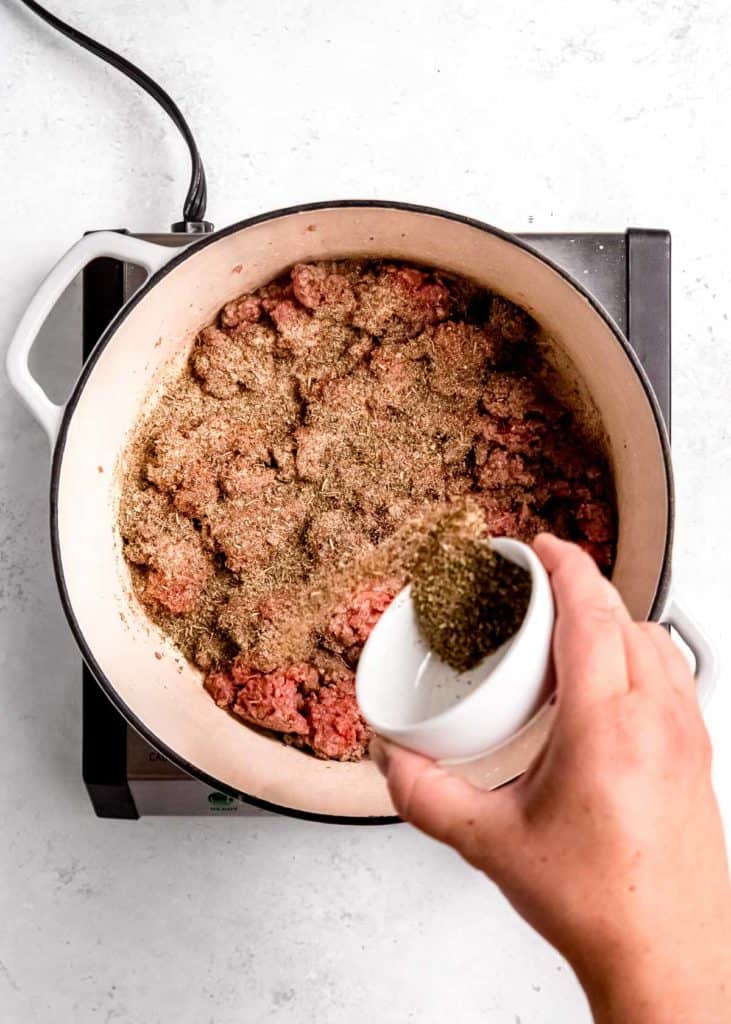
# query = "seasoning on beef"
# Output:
<box><xmin>192</xmin><ymin>322</ymin><xmax>278</xmax><ymax>399</ymax></box>
<box><xmin>304</xmin><ymin>508</ymin><xmax>370</xmax><ymax>566</ymax></box>
<box><xmin>291</xmin><ymin>262</ymin><xmax>357</xmax><ymax>322</ymax></box>
<box><xmin>352</xmin><ymin>263</ymin><xmax>454</xmax><ymax>341</ymax></box>
<box><xmin>489</xmin><ymin>295</ymin><xmax>536</xmax><ymax>342</ymax></box>
<box><xmin>119</xmin><ymin>259</ymin><xmax>616</xmax><ymax>761</ymax></box>
<box><xmin>119</xmin><ymin>489</ymin><xmax>212</xmax><ymax>615</ymax></box>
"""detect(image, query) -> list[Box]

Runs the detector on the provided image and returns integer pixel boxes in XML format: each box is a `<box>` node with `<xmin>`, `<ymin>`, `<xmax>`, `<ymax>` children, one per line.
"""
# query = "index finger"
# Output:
<box><xmin>533</xmin><ymin>534</ymin><xmax>630</xmax><ymax>709</ymax></box>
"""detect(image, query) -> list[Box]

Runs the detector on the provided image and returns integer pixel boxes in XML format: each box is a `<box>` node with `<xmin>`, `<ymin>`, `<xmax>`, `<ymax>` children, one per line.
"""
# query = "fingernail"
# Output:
<box><xmin>369</xmin><ymin>737</ymin><xmax>390</xmax><ymax>775</ymax></box>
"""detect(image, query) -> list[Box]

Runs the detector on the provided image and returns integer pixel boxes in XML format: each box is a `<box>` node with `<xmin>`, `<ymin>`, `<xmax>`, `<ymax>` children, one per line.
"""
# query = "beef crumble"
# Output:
<box><xmin>119</xmin><ymin>259</ymin><xmax>616</xmax><ymax>761</ymax></box>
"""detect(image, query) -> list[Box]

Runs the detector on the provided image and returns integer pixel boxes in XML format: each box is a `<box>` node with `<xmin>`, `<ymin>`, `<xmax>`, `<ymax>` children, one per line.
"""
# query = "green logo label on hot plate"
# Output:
<box><xmin>208</xmin><ymin>792</ymin><xmax>236</xmax><ymax>811</ymax></box>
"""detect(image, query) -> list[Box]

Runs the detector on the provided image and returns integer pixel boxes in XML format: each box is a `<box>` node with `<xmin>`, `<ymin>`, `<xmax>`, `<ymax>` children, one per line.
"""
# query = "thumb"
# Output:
<box><xmin>371</xmin><ymin>737</ymin><xmax>520</xmax><ymax>874</ymax></box>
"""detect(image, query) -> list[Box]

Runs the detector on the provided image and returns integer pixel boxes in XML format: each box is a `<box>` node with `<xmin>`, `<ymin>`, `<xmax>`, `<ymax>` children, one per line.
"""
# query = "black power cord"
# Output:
<box><xmin>18</xmin><ymin>0</ymin><xmax>214</xmax><ymax>233</ymax></box>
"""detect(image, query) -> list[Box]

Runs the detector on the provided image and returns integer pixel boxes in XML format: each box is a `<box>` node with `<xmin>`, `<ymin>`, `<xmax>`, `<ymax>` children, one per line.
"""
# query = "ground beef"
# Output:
<box><xmin>192</xmin><ymin>322</ymin><xmax>278</xmax><ymax>399</ymax></box>
<box><xmin>323</xmin><ymin>580</ymin><xmax>402</xmax><ymax>662</ymax></box>
<box><xmin>575</xmin><ymin>499</ymin><xmax>615</xmax><ymax>543</ymax></box>
<box><xmin>291</xmin><ymin>262</ymin><xmax>357</xmax><ymax>322</ymax></box>
<box><xmin>352</xmin><ymin>263</ymin><xmax>454</xmax><ymax>341</ymax></box>
<box><xmin>120</xmin><ymin>259</ymin><xmax>616</xmax><ymax>762</ymax></box>
<box><xmin>304</xmin><ymin>508</ymin><xmax>370</xmax><ymax>565</ymax></box>
<box><xmin>204</xmin><ymin>669</ymin><xmax>238</xmax><ymax>708</ymax></box>
<box><xmin>204</xmin><ymin>660</ymin><xmax>370</xmax><ymax>760</ymax></box>
<box><xmin>489</xmin><ymin>295</ymin><xmax>536</xmax><ymax>342</ymax></box>
<box><xmin>206</xmin><ymin>487</ymin><xmax>307</xmax><ymax>576</ymax></box>
<box><xmin>220</xmin><ymin>294</ymin><xmax>262</xmax><ymax>328</ymax></box>
<box><xmin>232</xmin><ymin>663</ymin><xmax>312</xmax><ymax>736</ymax></box>
<box><xmin>421</xmin><ymin>322</ymin><xmax>502</xmax><ymax>401</ymax></box>
<box><xmin>119</xmin><ymin>489</ymin><xmax>212</xmax><ymax>615</ymax></box>
<box><xmin>304</xmin><ymin>676</ymin><xmax>372</xmax><ymax>761</ymax></box>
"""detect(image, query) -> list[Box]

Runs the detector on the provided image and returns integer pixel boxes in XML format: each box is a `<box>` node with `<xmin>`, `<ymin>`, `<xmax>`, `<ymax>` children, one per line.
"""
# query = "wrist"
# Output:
<box><xmin>571</xmin><ymin>925</ymin><xmax>731</xmax><ymax>1024</ymax></box>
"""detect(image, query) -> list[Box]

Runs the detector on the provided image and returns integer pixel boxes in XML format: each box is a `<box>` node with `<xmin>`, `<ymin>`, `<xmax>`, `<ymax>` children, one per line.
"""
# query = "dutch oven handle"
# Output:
<box><xmin>659</xmin><ymin>599</ymin><xmax>718</xmax><ymax>708</ymax></box>
<box><xmin>6</xmin><ymin>231</ymin><xmax>174</xmax><ymax>445</ymax></box>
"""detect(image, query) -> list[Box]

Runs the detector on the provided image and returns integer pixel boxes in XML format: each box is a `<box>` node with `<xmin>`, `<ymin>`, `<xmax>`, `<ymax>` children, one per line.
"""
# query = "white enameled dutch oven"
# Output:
<box><xmin>6</xmin><ymin>201</ymin><xmax>717</xmax><ymax>823</ymax></box>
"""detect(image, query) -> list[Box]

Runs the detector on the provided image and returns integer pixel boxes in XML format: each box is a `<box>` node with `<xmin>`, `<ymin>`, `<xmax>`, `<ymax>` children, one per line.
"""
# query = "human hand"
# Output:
<box><xmin>371</xmin><ymin>535</ymin><xmax>731</xmax><ymax>1023</ymax></box>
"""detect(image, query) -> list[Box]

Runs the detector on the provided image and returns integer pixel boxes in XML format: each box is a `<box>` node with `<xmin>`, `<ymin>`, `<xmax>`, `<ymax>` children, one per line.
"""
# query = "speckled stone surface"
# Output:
<box><xmin>1</xmin><ymin>1</ymin><xmax>729</xmax><ymax>1021</ymax></box>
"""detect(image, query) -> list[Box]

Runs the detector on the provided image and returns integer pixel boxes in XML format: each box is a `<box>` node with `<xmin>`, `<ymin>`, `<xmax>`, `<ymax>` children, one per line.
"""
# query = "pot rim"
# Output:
<box><xmin>49</xmin><ymin>199</ymin><xmax>675</xmax><ymax>824</ymax></box>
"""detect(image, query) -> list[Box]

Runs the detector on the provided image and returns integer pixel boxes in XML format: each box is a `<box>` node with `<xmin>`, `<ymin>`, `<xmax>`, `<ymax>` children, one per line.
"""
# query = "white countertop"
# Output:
<box><xmin>1</xmin><ymin>1</ymin><xmax>730</xmax><ymax>1021</ymax></box>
